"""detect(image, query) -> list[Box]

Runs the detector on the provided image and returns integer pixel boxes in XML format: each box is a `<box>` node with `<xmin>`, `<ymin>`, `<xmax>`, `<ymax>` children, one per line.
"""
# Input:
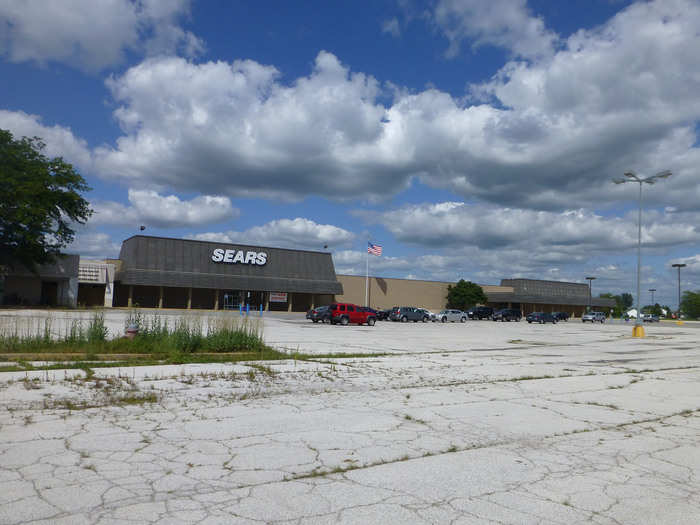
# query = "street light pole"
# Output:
<box><xmin>585</xmin><ymin>276</ymin><xmax>596</xmax><ymax>312</ymax></box>
<box><xmin>613</xmin><ymin>170</ymin><xmax>672</xmax><ymax>337</ymax></box>
<box><xmin>649</xmin><ymin>288</ymin><xmax>656</xmax><ymax>308</ymax></box>
<box><xmin>672</xmin><ymin>263</ymin><xmax>686</xmax><ymax>323</ymax></box>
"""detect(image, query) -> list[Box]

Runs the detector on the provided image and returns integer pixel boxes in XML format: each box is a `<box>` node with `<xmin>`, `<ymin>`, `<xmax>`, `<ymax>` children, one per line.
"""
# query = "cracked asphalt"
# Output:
<box><xmin>1</xmin><ymin>312</ymin><xmax>699</xmax><ymax>524</ymax></box>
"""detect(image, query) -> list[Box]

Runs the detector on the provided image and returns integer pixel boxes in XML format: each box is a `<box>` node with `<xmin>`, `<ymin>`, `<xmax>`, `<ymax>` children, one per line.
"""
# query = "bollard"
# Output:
<box><xmin>239</xmin><ymin>303</ymin><xmax>243</xmax><ymax>316</ymax></box>
<box><xmin>260</xmin><ymin>303</ymin><xmax>263</xmax><ymax>317</ymax></box>
<box><xmin>246</xmin><ymin>303</ymin><xmax>250</xmax><ymax>316</ymax></box>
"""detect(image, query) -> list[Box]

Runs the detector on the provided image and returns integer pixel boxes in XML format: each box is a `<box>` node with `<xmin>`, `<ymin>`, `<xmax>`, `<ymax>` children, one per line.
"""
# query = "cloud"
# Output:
<box><xmin>0</xmin><ymin>0</ymin><xmax>203</xmax><ymax>71</ymax></box>
<box><xmin>0</xmin><ymin>110</ymin><xmax>92</xmax><ymax>171</ymax></box>
<box><xmin>88</xmin><ymin>1</ymin><xmax>700</xmax><ymax>212</ymax></box>
<box><xmin>431</xmin><ymin>0</ymin><xmax>558</xmax><ymax>59</ymax></box>
<box><xmin>90</xmin><ymin>189</ymin><xmax>237</xmax><ymax>228</ymax></box>
<box><xmin>66</xmin><ymin>231</ymin><xmax>121</xmax><ymax>259</ymax></box>
<box><xmin>368</xmin><ymin>201</ymin><xmax>700</xmax><ymax>254</ymax></box>
<box><xmin>190</xmin><ymin>217</ymin><xmax>355</xmax><ymax>251</ymax></box>
<box><xmin>382</xmin><ymin>17</ymin><xmax>401</xmax><ymax>38</ymax></box>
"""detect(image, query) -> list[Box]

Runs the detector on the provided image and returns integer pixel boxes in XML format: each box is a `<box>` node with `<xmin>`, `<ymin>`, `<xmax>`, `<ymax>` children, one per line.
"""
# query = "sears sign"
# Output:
<box><xmin>211</xmin><ymin>248</ymin><xmax>267</xmax><ymax>266</ymax></box>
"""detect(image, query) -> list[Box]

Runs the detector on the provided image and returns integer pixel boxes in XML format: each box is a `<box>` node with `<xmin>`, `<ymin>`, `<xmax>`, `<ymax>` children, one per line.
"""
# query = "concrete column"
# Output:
<box><xmin>158</xmin><ymin>286</ymin><xmax>163</xmax><ymax>308</ymax></box>
<box><xmin>264</xmin><ymin>292</ymin><xmax>269</xmax><ymax>311</ymax></box>
<box><xmin>214</xmin><ymin>289</ymin><xmax>219</xmax><ymax>310</ymax></box>
<box><xmin>287</xmin><ymin>293</ymin><xmax>292</xmax><ymax>312</ymax></box>
<box><xmin>127</xmin><ymin>285</ymin><xmax>133</xmax><ymax>307</ymax></box>
<box><xmin>187</xmin><ymin>287</ymin><xmax>192</xmax><ymax>309</ymax></box>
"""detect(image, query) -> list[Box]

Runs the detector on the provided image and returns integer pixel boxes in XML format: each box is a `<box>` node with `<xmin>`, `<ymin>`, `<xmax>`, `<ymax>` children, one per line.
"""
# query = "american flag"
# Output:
<box><xmin>367</xmin><ymin>242</ymin><xmax>382</xmax><ymax>256</ymax></box>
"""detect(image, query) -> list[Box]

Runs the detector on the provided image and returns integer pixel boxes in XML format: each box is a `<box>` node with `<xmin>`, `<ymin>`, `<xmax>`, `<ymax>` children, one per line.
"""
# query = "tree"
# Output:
<box><xmin>446</xmin><ymin>280</ymin><xmax>487</xmax><ymax>311</ymax></box>
<box><xmin>680</xmin><ymin>291</ymin><xmax>700</xmax><ymax>320</ymax></box>
<box><xmin>0</xmin><ymin>129</ymin><xmax>92</xmax><ymax>272</ymax></box>
<box><xmin>599</xmin><ymin>293</ymin><xmax>622</xmax><ymax>317</ymax></box>
<box><xmin>620</xmin><ymin>292</ymin><xmax>634</xmax><ymax>310</ymax></box>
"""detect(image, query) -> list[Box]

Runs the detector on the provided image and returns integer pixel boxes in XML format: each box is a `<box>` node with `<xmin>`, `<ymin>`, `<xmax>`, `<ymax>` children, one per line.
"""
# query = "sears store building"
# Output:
<box><xmin>112</xmin><ymin>236</ymin><xmax>343</xmax><ymax>312</ymax></box>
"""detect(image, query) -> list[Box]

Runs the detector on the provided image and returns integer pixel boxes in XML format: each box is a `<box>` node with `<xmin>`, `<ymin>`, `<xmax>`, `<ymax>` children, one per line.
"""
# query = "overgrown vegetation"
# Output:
<box><xmin>0</xmin><ymin>311</ymin><xmax>268</xmax><ymax>357</ymax></box>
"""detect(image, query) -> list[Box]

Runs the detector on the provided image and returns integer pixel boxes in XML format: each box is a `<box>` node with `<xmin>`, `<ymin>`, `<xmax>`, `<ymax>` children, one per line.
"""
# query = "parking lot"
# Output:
<box><xmin>1</xmin><ymin>310</ymin><xmax>700</xmax><ymax>524</ymax></box>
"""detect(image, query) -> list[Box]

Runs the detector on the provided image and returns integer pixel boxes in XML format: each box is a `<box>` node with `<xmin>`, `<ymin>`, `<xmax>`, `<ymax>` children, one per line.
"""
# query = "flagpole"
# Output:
<box><xmin>365</xmin><ymin>240</ymin><xmax>369</xmax><ymax>307</ymax></box>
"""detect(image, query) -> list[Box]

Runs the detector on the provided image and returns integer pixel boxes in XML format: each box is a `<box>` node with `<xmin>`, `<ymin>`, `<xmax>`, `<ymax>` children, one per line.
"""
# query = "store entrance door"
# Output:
<box><xmin>222</xmin><ymin>290</ymin><xmax>242</xmax><ymax>310</ymax></box>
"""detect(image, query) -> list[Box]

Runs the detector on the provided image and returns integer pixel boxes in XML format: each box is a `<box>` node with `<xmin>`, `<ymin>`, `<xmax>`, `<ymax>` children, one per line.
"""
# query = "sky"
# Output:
<box><xmin>2</xmin><ymin>0</ymin><xmax>700</xmax><ymax>309</ymax></box>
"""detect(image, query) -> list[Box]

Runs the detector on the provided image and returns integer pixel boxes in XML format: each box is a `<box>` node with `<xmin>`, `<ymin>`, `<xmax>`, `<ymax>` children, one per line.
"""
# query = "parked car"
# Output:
<box><xmin>389</xmin><ymin>306</ymin><xmax>430</xmax><ymax>322</ymax></box>
<box><xmin>328</xmin><ymin>303</ymin><xmax>377</xmax><ymax>326</ymax></box>
<box><xmin>582</xmin><ymin>311</ymin><xmax>606</xmax><ymax>323</ymax></box>
<box><xmin>552</xmin><ymin>312</ymin><xmax>570</xmax><ymax>322</ymax></box>
<box><xmin>642</xmin><ymin>313</ymin><xmax>660</xmax><ymax>322</ymax></box>
<box><xmin>306</xmin><ymin>305</ymin><xmax>331</xmax><ymax>323</ymax></box>
<box><xmin>492</xmin><ymin>308</ymin><xmax>522</xmax><ymax>322</ymax></box>
<box><xmin>376</xmin><ymin>309</ymin><xmax>391</xmax><ymax>321</ymax></box>
<box><xmin>526</xmin><ymin>312</ymin><xmax>557</xmax><ymax>324</ymax></box>
<box><xmin>418</xmin><ymin>308</ymin><xmax>437</xmax><ymax>322</ymax></box>
<box><xmin>434</xmin><ymin>309</ymin><xmax>467</xmax><ymax>323</ymax></box>
<box><xmin>467</xmin><ymin>306</ymin><xmax>494</xmax><ymax>320</ymax></box>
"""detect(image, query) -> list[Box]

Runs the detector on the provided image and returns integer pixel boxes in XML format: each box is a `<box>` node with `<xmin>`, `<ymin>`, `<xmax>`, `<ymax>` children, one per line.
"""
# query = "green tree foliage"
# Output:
<box><xmin>620</xmin><ymin>292</ymin><xmax>634</xmax><ymax>310</ymax></box>
<box><xmin>641</xmin><ymin>303</ymin><xmax>664</xmax><ymax>316</ymax></box>
<box><xmin>599</xmin><ymin>292</ymin><xmax>635</xmax><ymax>317</ymax></box>
<box><xmin>0</xmin><ymin>129</ymin><xmax>92</xmax><ymax>272</ymax></box>
<box><xmin>446</xmin><ymin>279</ymin><xmax>487</xmax><ymax>310</ymax></box>
<box><xmin>680</xmin><ymin>291</ymin><xmax>700</xmax><ymax>319</ymax></box>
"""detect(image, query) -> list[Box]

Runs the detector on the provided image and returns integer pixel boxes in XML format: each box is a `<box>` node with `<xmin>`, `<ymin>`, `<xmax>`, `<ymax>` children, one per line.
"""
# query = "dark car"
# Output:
<box><xmin>376</xmin><ymin>309</ymin><xmax>391</xmax><ymax>321</ymax></box>
<box><xmin>526</xmin><ymin>312</ymin><xmax>557</xmax><ymax>324</ymax></box>
<box><xmin>492</xmin><ymin>308</ymin><xmax>522</xmax><ymax>322</ymax></box>
<box><xmin>467</xmin><ymin>306</ymin><xmax>494</xmax><ymax>320</ymax></box>
<box><xmin>389</xmin><ymin>306</ymin><xmax>430</xmax><ymax>322</ymax></box>
<box><xmin>306</xmin><ymin>305</ymin><xmax>331</xmax><ymax>323</ymax></box>
<box><xmin>552</xmin><ymin>312</ymin><xmax>570</xmax><ymax>321</ymax></box>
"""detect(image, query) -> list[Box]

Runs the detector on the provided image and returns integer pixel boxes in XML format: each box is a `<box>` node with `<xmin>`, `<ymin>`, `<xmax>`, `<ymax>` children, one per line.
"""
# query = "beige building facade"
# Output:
<box><xmin>335</xmin><ymin>275</ymin><xmax>511</xmax><ymax>312</ymax></box>
<box><xmin>334</xmin><ymin>275</ymin><xmax>616</xmax><ymax>317</ymax></box>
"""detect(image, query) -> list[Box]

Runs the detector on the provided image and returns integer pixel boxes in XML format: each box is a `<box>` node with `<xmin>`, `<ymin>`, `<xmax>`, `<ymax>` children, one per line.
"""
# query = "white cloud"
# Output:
<box><xmin>66</xmin><ymin>231</ymin><xmax>121</xmax><ymax>259</ymax></box>
<box><xmin>382</xmin><ymin>17</ymin><xmax>401</xmax><ymax>38</ymax></box>
<box><xmin>432</xmin><ymin>0</ymin><xmax>558</xmax><ymax>59</ymax></box>
<box><xmin>370</xmin><ymin>201</ymin><xmax>700</xmax><ymax>254</ymax></box>
<box><xmin>0</xmin><ymin>110</ymin><xmax>92</xmax><ymax>171</ymax></box>
<box><xmin>89</xmin><ymin>1</ymin><xmax>700</xmax><ymax>212</ymax></box>
<box><xmin>90</xmin><ymin>189</ymin><xmax>237</xmax><ymax>228</ymax></box>
<box><xmin>0</xmin><ymin>0</ymin><xmax>203</xmax><ymax>71</ymax></box>
<box><xmin>190</xmin><ymin>217</ymin><xmax>355</xmax><ymax>251</ymax></box>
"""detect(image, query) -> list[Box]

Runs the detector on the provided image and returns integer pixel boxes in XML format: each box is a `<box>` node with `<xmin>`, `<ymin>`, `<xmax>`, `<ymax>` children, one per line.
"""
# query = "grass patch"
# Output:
<box><xmin>0</xmin><ymin>312</ymin><xmax>268</xmax><ymax>356</ymax></box>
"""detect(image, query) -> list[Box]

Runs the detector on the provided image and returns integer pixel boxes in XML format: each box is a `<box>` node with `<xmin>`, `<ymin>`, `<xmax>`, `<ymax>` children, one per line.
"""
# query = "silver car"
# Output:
<box><xmin>434</xmin><ymin>309</ymin><xmax>467</xmax><ymax>323</ymax></box>
<box><xmin>582</xmin><ymin>311</ymin><xmax>606</xmax><ymax>323</ymax></box>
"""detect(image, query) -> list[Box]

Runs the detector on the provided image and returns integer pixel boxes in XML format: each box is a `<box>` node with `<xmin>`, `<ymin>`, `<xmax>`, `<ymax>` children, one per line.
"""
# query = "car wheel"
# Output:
<box><xmin>528</xmin><ymin>321</ymin><xmax>532</xmax><ymax>323</ymax></box>
<box><xmin>340</xmin><ymin>316</ymin><xmax>349</xmax><ymax>326</ymax></box>
<box><xmin>540</xmin><ymin>320</ymin><xmax>544</xmax><ymax>324</ymax></box>
<box><xmin>401</xmin><ymin>316</ymin><xmax>407</xmax><ymax>323</ymax></box>
<box><xmin>460</xmin><ymin>317</ymin><xmax>466</xmax><ymax>323</ymax></box>
<box><xmin>312</xmin><ymin>319</ymin><xmax>318</xmax><ymax>323</ymax></box>
<box><xmin>367</xmin><ymin>317</ymin><xmax>376</xmax><ymax>326</ymax></box>
<box><xmin>422</xmin><ymin>316</ymin><xmax>429</xmax><ymax>323</ymax></box>
<box><xmin>442</xmin><ymin>316</ymin><xmax>447</xmax><ymax>323</ymax></box>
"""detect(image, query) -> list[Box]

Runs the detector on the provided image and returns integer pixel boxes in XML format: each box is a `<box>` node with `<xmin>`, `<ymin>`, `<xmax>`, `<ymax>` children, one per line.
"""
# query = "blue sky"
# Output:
<box><xmin>2</xmin><ymin>0</ymin><xmax>700</xmax><ymax>308</ymax></box>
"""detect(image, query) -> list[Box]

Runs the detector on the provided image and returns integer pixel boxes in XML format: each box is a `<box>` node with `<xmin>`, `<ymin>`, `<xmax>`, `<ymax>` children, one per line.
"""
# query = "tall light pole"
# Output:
<box><xmin>585</xmin><ymin>276</ymin><xmax>596</xmax><ymax>312</ymax></box>
<box><xmin>613</xmin><ymin>170</ymin><xmax>671</xmax><ymax>337</ymax></box>
<box><xmin>649</xmin><ymin>288</ymin><xmax>656</xmax><ymax>307</ymax></box>
<box><xmin>672</xmin><ymin>263</ymin><xmax>686</xmax><ymax>322</ymax></box>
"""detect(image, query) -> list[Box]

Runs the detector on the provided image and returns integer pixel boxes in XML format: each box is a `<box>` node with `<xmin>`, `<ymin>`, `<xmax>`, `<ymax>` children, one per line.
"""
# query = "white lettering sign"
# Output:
<box><xmin>212</xmin><ymin>248</ymin><xmax>268</xmax><ymax>265</ymax></box>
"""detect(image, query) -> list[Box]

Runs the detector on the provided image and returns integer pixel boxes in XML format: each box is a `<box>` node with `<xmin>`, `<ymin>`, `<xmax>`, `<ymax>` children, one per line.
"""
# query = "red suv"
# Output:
<box><xmin>329</xmin><ymin>303</ymin><xmax>377</xmax><ymax>326</ymax></box>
